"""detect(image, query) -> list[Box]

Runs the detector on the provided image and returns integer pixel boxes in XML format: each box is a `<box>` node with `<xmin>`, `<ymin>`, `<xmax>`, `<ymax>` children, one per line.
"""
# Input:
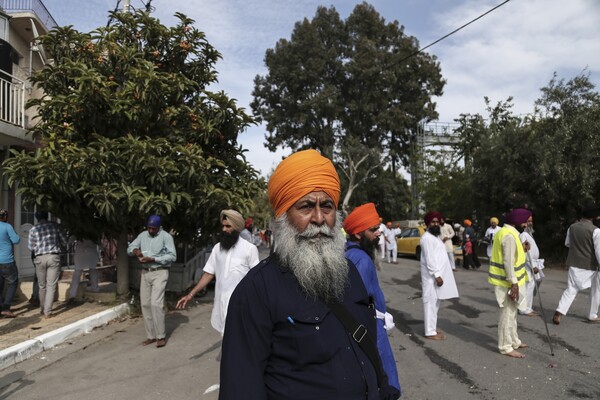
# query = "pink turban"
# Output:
<box><xmin>505</xmin><ymin>209</ymin><xmax>532</xmax><ymax>225</ymax></box>
<box><xmin>268</xmin><ymin>150</ymin><xmax>340</xmax><ymax>218</ymax></box>
<box><xmin>424</xmin><ymin>211</ymin><xmax>443</xmax><ymax>226</ymax></box>
<box><xmin>343</xmin><ymin>203</ymin><xmax>380</xmax><ymax>235</ymax></box>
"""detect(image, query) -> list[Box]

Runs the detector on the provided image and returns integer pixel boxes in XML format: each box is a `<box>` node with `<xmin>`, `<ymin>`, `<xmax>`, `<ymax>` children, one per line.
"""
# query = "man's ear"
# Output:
<box><xmin>353</xmin><ymin>233</ymin><xmax>362</xmax><ymax>241</ymax></box>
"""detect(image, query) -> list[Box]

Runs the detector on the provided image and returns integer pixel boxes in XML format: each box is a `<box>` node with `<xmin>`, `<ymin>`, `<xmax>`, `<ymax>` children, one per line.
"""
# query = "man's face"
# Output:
<box><xmin>361</xmin><ymin>225</ymin><xmax>381</xmax><ymax>245</ymax></box>
<box><xmin>428</xmin><ymin>218</ymin><xmax>441</xmax><ymax>235</ymax></box>
<box><xmin>222</xmin><ymin>219</ymin><xmax>235</xmax><ymax>234</ymax></box>
<box><xmin>491</xmin><ymin>221</ymin><xmax>497</xmax><ymax>228</ymax></box>
<box><xmin>147</xmin><ymin>226</ymin><xmax>159</xmax><ymax>237</ymax></box>
<box><xmin>286</xmin><ymin>191</ymin><xmax>336</xmax><ymax>233</ymax></box>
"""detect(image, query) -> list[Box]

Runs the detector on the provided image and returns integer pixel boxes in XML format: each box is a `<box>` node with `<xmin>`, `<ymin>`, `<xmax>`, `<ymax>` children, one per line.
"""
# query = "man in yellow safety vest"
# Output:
<box><xmin>488</xmin><ymin>208</ymin><xmax>531</xmax><ymax>358</ymax></box>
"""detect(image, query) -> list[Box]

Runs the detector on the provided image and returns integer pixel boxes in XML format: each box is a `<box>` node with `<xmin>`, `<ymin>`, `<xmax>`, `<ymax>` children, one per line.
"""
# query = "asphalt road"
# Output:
<box><xmin>1</xmin><ymin>252</ymin><xmax>599</xmax><ymax>400</ymax></box>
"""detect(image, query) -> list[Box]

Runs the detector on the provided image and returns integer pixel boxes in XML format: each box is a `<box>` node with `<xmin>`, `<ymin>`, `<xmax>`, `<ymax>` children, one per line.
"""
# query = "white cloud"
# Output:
<box><xmin>43</xmin><ymin>0</ymin><xmax>600</xmax><ymax>174</ymax></box>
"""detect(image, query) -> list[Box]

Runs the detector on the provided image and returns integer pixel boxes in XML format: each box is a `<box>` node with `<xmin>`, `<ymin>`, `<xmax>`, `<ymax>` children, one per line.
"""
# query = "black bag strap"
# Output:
<box><xmin>327</xmin><ymin>300</ymin><xmax>385</xmax><ymax>388</ymax></box>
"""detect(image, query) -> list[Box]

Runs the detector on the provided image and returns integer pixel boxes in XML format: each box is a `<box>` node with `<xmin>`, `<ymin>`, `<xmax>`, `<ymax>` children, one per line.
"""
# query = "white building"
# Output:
<box><xmin>0</xmin><ymin>0</ymin><xmax>57</xmax><ymax>277</ymax></box>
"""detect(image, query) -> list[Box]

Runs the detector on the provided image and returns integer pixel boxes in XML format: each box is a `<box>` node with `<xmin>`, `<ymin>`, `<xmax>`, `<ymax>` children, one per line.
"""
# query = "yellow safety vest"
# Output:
<box><xmin>488</xmin><ymin>226</ymin><xmax>528</xmax><ymax>287</ymax></box>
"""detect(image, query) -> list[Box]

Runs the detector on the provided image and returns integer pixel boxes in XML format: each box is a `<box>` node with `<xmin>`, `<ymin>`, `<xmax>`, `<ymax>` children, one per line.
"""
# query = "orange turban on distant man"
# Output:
<box><xmin>343</xmin><ymin>203</ymin><xmax>380</xmax><ymax>235</ymax></box>
<box><xmin>464</xmin><ymin>219</ymin><xmax>472</xmax><ymax>226</ymax></box>
<box><xmin>268</xmin><ymin>149</ymin><xmax>341</xmax><ymax>218</ymax></box>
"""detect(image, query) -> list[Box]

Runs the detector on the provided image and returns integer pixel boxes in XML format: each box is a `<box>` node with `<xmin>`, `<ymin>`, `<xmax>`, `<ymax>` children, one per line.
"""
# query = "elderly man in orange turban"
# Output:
<box><xmin>221</xmin><ymin>150</ymin><xmax>399</xmax><ymax>400</ymax></box>
<box><xmin>344</xmin><ymin>203</ymin><xmax>401</xmax><ymax>393</ymax></box>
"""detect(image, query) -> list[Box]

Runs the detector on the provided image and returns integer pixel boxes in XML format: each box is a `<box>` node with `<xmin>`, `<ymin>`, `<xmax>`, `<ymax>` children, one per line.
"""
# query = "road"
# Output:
<box><xmin>1</xmin><ymin>252</ymin><xmax>599</xmax><ymax>400</ymax></box>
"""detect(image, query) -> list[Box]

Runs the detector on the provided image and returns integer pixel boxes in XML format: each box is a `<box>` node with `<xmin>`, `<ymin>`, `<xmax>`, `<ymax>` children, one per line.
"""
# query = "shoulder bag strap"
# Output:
<box><xmin>327</xmin><ymin>300</ymin><xmax>385</xmax><ymax>388</ymax></box>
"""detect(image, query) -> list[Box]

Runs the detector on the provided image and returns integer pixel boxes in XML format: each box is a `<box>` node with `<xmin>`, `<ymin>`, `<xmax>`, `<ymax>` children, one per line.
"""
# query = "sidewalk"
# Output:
<box><xmin>0</xmin><ymin>292</ymin><xmax>128</xmax><ymax>371</ymax></box>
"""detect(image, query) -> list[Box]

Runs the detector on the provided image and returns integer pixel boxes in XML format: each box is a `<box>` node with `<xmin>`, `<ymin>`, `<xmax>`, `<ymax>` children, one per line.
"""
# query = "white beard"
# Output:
<box><xmin>272</xmin><ymin>212</ymin><xmax>348</xmax><ymax>303</ymax></box>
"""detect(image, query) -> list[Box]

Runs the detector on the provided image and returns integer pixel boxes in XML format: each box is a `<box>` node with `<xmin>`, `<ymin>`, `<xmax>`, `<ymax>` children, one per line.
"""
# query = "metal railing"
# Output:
<box><xmin>0</xmin><ymin>0</ymin><xmax>58</xmax><ymax>29</ymax></box>
<box><xmin>0</xmin><ymin>70</ymin><xmax>25</xmax><ymax>127</ymax></box>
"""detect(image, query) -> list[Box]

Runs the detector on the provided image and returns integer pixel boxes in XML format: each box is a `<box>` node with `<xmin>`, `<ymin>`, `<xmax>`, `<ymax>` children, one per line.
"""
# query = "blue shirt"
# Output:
<box><xmin>220</xmin><ymin>255</ymin><xmax>382</xmax><ymax>400</ymax></box>
<box><xmin>345</xmin><ymin>242</ymin><xmax>401</xmax><ymax>392</ymax></box>
<box><xmin>0</xmin><ymin>221</ymin><xmax>20</xmax><ymax>264</ymax></box>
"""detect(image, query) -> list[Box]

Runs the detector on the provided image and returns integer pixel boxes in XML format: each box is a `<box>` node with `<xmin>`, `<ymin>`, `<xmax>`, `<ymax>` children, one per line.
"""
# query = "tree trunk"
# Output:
<box><xmin>116</xmin><ymin>232</ymin><xmax>129</xmax><ymax>295</ymax></box>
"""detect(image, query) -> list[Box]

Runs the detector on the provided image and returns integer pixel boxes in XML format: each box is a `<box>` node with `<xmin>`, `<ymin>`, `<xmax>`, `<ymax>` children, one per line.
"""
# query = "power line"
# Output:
<box><xmin>390</xmin><ymin>0</ymin><xmax>512</xmax><ymax>68</ymax></box>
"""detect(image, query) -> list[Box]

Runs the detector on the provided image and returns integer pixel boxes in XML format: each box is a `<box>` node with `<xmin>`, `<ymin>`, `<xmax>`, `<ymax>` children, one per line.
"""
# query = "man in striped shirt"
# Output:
<box><xmin>28</xmin><ymin>211</ymin><xmax>67</xmax><ymax>319</ymax></box>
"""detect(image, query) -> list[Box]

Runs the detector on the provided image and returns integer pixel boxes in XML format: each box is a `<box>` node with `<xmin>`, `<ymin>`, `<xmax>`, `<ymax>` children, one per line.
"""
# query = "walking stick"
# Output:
<box><xmin>527</xmin><ymin>251</ymin><xmax>555</xmax><ymax>356</ymax></box>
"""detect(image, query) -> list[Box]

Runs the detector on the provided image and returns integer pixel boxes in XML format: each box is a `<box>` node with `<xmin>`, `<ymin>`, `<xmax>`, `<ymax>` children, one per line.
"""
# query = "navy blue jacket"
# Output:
<box><xmin>219</xmin><ymin>255</ymin><xmax>381</xmax><ymax>400</ymax></box>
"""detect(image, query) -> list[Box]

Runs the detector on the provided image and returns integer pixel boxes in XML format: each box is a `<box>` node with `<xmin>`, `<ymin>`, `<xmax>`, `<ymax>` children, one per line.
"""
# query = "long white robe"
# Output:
<box><xmin>518</xmin><ymin>231</ymin><xmax>544</xmax><ymax>314</ymax></box>
<box><xmin>420</xmin><ymin>231</ymin><xmax>459</xmax><ymax>335</ymax></box>
<box><xmin>203</xmin><ymin>238</ymin><xmax>259</xmax><ymax>334</ymax></box>
<box><xmin>420</xmin><ymin>231</ymin><xmax>459</xmax><ymax>301</ymax></box>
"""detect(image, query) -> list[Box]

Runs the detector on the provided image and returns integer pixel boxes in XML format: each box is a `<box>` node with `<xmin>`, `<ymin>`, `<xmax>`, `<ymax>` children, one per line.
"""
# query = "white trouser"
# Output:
<box><xmin>387</xmin><ymin>246</ymin><xmax>397</xmax><ymax>263</ymax></box>
<box><xmin>140</xmin><ymin>269</ymin><xmax>169</xmax><ymax>340</ymax></box>
<box><xmin>379</xmin><ymin>240</ymin><xmax>386</xmax><ymax>260</ymax></box>
<box><xmin>495</xmin><ymin>285</ymin><xmax>522</xmax><ymax>354</ymax></box>
<box><xmin>423</xmin><ymin>298</ymin><xmax>441</xmax><ymax>336</ymax></box>
<box><xmin>519</xmin><ymin>267</ymin><xmax>536</xmax><ymax>314</ymax></box>
<box><xmin>69</xmin><ymin>268</ymin><xmax>99</xmax><ymax>299</ymax></box>
<box><xmin>556</xmin><ymin>267</ymin><xmax>600</xmax><ymax>320</ymax></box>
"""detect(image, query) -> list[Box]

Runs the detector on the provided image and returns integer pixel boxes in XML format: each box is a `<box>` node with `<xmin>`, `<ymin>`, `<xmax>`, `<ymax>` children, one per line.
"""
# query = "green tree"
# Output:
<box><xmin>3</xmin><ymin>10</ymin><xmax>262</xmax><ymax>293</ymax></box>
<box><xmin>251</xmin><ymin>2</ymin><xmax>444</xmax><ymax>212</ymax></box>
<box><xmin>450</xmin><ymin>73</ymin><xmax>600</xmax><ymax>258</ymax></box>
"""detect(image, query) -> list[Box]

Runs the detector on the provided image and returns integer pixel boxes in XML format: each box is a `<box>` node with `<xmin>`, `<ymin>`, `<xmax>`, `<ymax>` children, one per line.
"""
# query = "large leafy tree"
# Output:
<box><xmin>251</xmin><ymin>2</ymin><xmax>444</xmax><ymax>212</ymax></box>
<box><xmin>449</xmin><ymin>73</ymin><xmax>600</xmax><ymax>258</ymax></box>
<box><xmin>3</xmin><ymin>10</ymin><xmax>262</xmax><ymax>293</ymax></box>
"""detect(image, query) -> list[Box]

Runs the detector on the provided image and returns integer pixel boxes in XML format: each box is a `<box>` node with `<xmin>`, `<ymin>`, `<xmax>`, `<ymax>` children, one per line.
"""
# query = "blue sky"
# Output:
<box><xmin>42</xmin><ymin>0</ymin><xmax>600</xmax><ymax>176</ymax></box>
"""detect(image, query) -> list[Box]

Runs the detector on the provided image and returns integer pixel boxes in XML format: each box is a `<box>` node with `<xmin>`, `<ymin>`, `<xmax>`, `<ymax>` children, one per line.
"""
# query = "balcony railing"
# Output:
<box><xmin>0</xmin><ymin>0</ymin><xmax>58</xmax><ymax>29</ymax></box>
<box><xmin>0</xmin><ymin>71</ymin><xmax>25</xmax><ymax>128</ymax></box>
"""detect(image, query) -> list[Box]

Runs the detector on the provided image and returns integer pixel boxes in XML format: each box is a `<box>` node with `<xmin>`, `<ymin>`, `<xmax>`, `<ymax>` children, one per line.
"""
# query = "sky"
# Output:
<box><xmin>41</xmin><ymin>0</ymin><xmax>600</xmax><ymax>177</ymax></box>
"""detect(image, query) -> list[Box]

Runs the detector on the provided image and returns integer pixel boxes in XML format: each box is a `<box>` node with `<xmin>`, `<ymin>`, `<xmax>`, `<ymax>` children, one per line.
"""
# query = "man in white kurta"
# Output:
<box><xmin>440</xmin><ymin>217</ymin><xmax>456</xmax><ymax>271</ymax></box>
<box><xmin>484</xmin><ymin>217</ymin><xmax>501</xmax><ymax>258</ymax></box>
<box><xmin>420</xmin><ymin>211</ymin><xmax>459</xmax><ymax>340</ymax></box>
<box><xmin>377</xmin><ymin>218</ymin><xmax>387</xmax><ymax>260</ymax></box>
<box><xmin>176</xmin><ymin>210</ymin><xmax>259</xmax><ymax>335</ymax></box>
<box><xmin>518</xmin><ymin>215</ymin><xmax>544</xmax><ymax>316</ymax></box>
<box><xmin>384</xmin><ymin>222</ymin><xmax>398</xmax><ymax>264</ymax></box>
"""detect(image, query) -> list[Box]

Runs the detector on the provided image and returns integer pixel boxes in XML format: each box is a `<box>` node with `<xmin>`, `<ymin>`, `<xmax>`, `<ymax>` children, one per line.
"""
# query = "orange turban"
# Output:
<box><xmin>268</xmin><ymin>149</ymin><xmax>340</xmax><ymax>218</ymax></box>
<box><xmin>464</xmin><ymin>219</ymin><xmax>472</xmax><ymax>226</ymax></box>
<box><xmin>343</xmin><ymin>203</ymin><xmax>380</xmax><ymax>235</ymax></box>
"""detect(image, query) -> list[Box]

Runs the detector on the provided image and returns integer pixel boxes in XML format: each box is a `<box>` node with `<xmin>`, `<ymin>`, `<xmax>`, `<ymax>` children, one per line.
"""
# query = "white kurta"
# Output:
<box><xmin>420</xmin><ymin>231</ymin><xmax>459</xmax><ymax>300</ymax></box>
<box><xmin>203</xmin><ymin>238</ymin><xmax>259</xmax><ymax>334</ymax></box>
<box><xmin>518</xmin><ymin>231</ymin><xmax>544</xmax><ymax>314</ymax></box>
<box><xmin>484</xmin><ymin>226</ymin><xmax>501</xmax><ymax>258</ymax></box>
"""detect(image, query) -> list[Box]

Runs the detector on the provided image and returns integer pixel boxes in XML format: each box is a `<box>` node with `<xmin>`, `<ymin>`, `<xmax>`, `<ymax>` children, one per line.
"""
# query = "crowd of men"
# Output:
<box><xmin>2</xmin><ymin>148</ymin><xmax>600</xmax><ymax>399</ymax></box>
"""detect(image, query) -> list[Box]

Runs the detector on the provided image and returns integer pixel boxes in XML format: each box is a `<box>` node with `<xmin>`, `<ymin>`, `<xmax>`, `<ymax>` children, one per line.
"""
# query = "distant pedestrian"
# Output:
<box><xmin>462</xmin><ymin>235</ymin><xmax>476</xmax><ymax>270</ymax></box>
<box><xmin>67</xmin><ymin>238</ymin><xmax>100</xmax><ymax>305</ymax></box>
<box><xmin>384</xmin><ymin>221</ymin><xmax>398</xmax><ymax>264</ymax></box>
<box><xmin>518</xmin><ymin>214</ymin><xmax>544</xmax><ymax>317</ymax></box>
<box><xmin>176</xmin><ymin>210</ymin><xmax>259</xmax><ymax>344</ymax></box>
<box><xmin>420</xmin><ymin>211</ymin><xmax>459</xmax><ymax>340</ymax></box>
<box><xmin>0</xmin><ymin>209</ymin><xmax>21</xmax><ymax>318</ymax></box>
<box><xmin>553</xmin><ymin>204</ymin><xmax>600</xmax><ymax>325</ymax></box>
<box><xmin>463</xmin><ymin>219</ymin><xmax>481</xmax><ymax>268</ymax></box>
<box><xmin>28</xmin><ymin>211</ymin><xmax>67</xmax><ymax>319</ymax></box>
<box><xmin>378</xmin><ymin>217</ymin><xmax>387</xmax><ymax>260</ymax></box>
<box><xmin>127</xmin><ymin>215</ymin><xmax>176</xmax><ymax>348</ymax></box>
<box><xmin>440</xmin><ymin>216</ymin><xmax>456</xmax><ymax>271</ymax></box>
<box><xmin>488</xmin><ymin>208</ymin><xmax>531</xmax><ymax>358</ymax></box>
<box><xmin>240</xmin><ymin>217</ymin><xmax>254</xmax><ymax>243</ymax></box>
<box><xmin>484</xmin><ymin>217</ymin><xmax>501</xmax><ymax>259</ymax></box>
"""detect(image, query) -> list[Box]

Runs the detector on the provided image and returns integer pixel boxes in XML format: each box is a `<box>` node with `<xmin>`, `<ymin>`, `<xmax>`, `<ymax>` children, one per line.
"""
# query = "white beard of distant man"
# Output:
<box><xmin>273</xmin><ymin>211</ymin><xmax>348</xmax><ymax>303</ymax></box>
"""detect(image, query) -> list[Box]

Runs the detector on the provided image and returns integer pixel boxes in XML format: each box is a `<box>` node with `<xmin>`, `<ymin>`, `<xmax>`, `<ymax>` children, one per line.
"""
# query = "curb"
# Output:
<box><xmin>0</xmin><ymin>303</ymin><xmax>129</xmax><ymax>371</ymax></box>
